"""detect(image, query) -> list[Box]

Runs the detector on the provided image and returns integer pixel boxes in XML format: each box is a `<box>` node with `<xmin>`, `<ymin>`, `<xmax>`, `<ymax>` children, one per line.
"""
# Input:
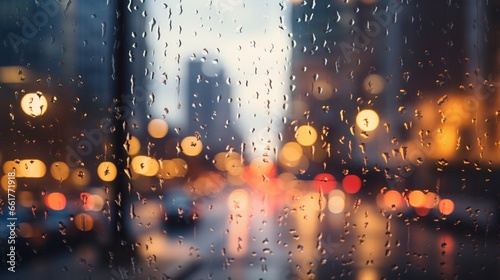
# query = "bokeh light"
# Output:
<box><xmin>21</xmin><ymin>159</ymin><xmax>47</xmax><ymax>178</ymax></box>
<box><xmin>89</xmin><ymin>194</ymin><xmax>104</xmax><ymax>211</ymax></box>
<box><xmin>50</xmin><ymin>161</ymin><xmax>70</xmax><ymax>181</ymax></box>
<box><xmin>408</xmin><ymin>190</ymin><xmax>426</xmax><ymax>208</ymax></box>
<box><xmin>2</xmin><ymin>161</ymin><xmax>17</xmax><ymax>174</ymax></box>
<box><xmin>1</xmin><ymin>175</ymin><xmax>16</xmax><ymax>191</ymax></box>
<box><xmin>180</xmin><ymin>136</ymin><xmax>203</xmax><ymax>156</ymax></box>
<box><xmin>79</xmin><ymin>193</ymin><xmax>104</xmax><ymax>211</ymax></box>
<box><xmin>4</xmin><ymin>159</ymin><xmax>46</xmax><ymax>178</ymax></box>
<box><xmin>363</xmin><ymin>74</ymin><xmax>385</xmax><ymax>94</ymax></box>
<box><xmin>188</xmin><ymin>171</ymin><xmax>225</xmax><ymax>197</ymax></box>
<box><xmin>45</xmin><ymin>192</ymin><xmax>67</xmax><ymax>211</ymax></box>
<box><xmin>312</xmin><ymin>80</ymin><xmax>334</xmax><ymax>100</ymax></box>
<box><xmin>356</xmin><ymin>109</ymin><xmax>380</xmax><ymax>132</ymax></box>
<box><xmin>383</xmin><ymin>190</ymin><xmax>403</xmax><ymax>210</ymax></box>
<box><xmin>131</xmin><ymin>155</ymin><xmax>160</xmax><ymax>176</ymax></box>
<box><xmin>312</xmin><ymin>173</ymin><xmax>337</xmax><ymax>192</ymax></box>
<box><xmin>171</xmin><ymin>158</ymin><xmax>188</xmax><ymax>177</ymax></box>
<box><xmin>279</xmin><ymin>142</ymin><xmax>303</xmax><ymax>167</ymax></box>
<box><xmin>80</xmin><ymin>192</ymin><xmax>95</xmax><ymax>211</ymax></box>
<box><xmin>295</xmin><ymin>125</ymin><xmax>318</xmax><ymax>146</ymax></box>
<box><xmin>244</xmin><ymin>158</ymin><xmax>277</xmax><ymax>188</ymax></box>
<box><xmin>158</xmin><ymin>159</ymin><xmax>188</xmax><ymax>179</ymax></box>
<box><xmin>74</xmin><ymin>213</ymin><xmax>94</xmax><ymax>231</ymax></box>
<box><xmin>18</xmin><ymin>191</ymin><xmax>34</xmax><ymax>208</ymax></box>
<box><xmin>124</xmin><ymin>136</ymin><xmax>141</xmax><ymax>155</ymax></box>
<box><xmin>225</xmin><ymin>156</ymin><xmax>244</xmax><ymax>177</ymax></box>
<box><xmin>415</xmin><ymin>207</ymin><xmax>431</xmax><ymax>216</ymax></box>
<box><xmin>147</xmin><ymin>119</ymin><xmax>169</xmax><ymax>138</ymax></box>
<box><xmin>431</xmin><ymin>125</ymin><xmax>458</xmax><ymax>158</ymax></box>
<box><xmin>328</xmin><ymin>190</ymin><xmax>345</xmax><ymax>214</ymax></box>
<box><xmin>227</xmin><ymin>189</ymin><xmax>249</xmax><ymax>211</ymax></box>
<box><xmin>342</xmin><ymin>174</ymin><xmax>362</xmax><ymax>194</ymax></box>
<box><xmin>97</xmin><ymin>161</ymin><xmax>118</xmax><ymax>182</ymax></box>
<box><xmin>439</xmin><ymin>199</ymin><xmax>455</xmax><ymax>215</ymax></box>
<box><xmin>158</xmin><ymin>159</ymin><xmax>177</xmax><ymax>179</ymax></box>
<box><xmin>425</xmin><ymin>192</ymin><xmax>440</xmax><ymax>208</ymax></box>
<box><xmin>70</xmin><ymin>167</ymin><xmax>91</xmax><ymax>186</ymax></box>
<box><xmin>21</xmin><ymin>92</ymin><xmax>48</xmax><ymax>117</ymax></box>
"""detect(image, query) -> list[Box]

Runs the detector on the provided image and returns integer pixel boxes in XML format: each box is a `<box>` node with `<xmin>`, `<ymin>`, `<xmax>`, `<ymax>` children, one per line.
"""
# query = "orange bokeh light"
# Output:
<box><xmin>415</xmin><ymin>207</ymin><xmax>430</xmax><ymax>216</ymax></box>
<box><xmin>45</xmin><ymin>192</ymin><xmax>67</xmax><ymax>211</ymax></box>
<box><xmin>408</xmin><ymin>190</ymin><xmax>426</xmax><ymax>208</ymax></box>
<box><xmin>383</xmin><ymin>190</ymin><xmax>403</xmax><ymax>210</ymax></box>
<box><xmin>439</xmin><ymin>199</ymin><xmax>455</xmax><ymax>215</ymax></box>
<box><xmin>425</xmin><ymin>192</ymin><xmax>440</xmax><ymax>208</ymax></box>
<box><xmin>74</xmin><ymin>213</ymin><xmax>94</xmax><ymax>231</ymax></box>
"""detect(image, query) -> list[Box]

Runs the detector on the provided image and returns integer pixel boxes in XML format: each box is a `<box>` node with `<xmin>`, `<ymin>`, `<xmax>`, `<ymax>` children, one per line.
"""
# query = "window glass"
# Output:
<box><xmin>1</xmin><ymin>1</ymin><xmax>499</xmax><ymax>279</ymax></box>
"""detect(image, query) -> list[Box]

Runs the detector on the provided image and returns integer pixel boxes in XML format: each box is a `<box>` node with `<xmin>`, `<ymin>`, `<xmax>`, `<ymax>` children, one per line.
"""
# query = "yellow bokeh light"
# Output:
<box><xmin>1</xmin><ymin>175</ymin><xmax>16</xmax><ymax>192</ymax></box>
<box><xmin>70</xmin><ymin>167</ymin><xmax>91</xmax><ymax>186</ymax></box>
<box><xmin>50</xmin><ymin>161</ymin><xmax>70</xmax><ymax>181</ymax></box>
<box><xmin>172</xmin><ymin>158</ymin><xmax>188</xmax><ymax>177</ymax></box>
<box><xmin>158</xmin><ymin>159</ymin><xmax>178</xmax><ymax>179</ymax></box>
<box><xmin>214</xmin><ymin>152</ymin><xmax>229</xmax><ymax>171</ymax></box>
<box><xmin>357</xmin><ymin>268</ymin><xmax>379</xmax><ymax>280</ymax></box>
<box><xmin>431</xmin><ymin>125</ymin><xmax>458</xmax><ymax>159</ymax></box>
<box><xmin>214</xmin><ymin>152</ymin><xmax>242</xmax><ymax>172</ymax></box>
<box><xmin>97</xmin><ymin>161</ymin><xmax>117</xmax><ymax>182</ymax></box>
<box><xmin>280</xmin><ymin>154</ymin><xmax>310</xmax><ymax>174</ymax></box>
<box><xmin>180</xmin><ymin>136</ymin><xmax>203</xmax><ymax>156</ymax></box>
<box><xmin>295</xmin><ymin>125</ymin><xmax>318</xmax><ymax>146</ymax></box>
<box><xmin>363</xmin><ymin>74</ymin><xmax>385</xmax><ymax>94</ymax></box>
<box><xmin>227</xmin><ymin>189</ymin><xmax>249</xmax><ymax>212</ymax></box>
<box><xmin>3</xmin><ymin>161</ymin><xmax>17</xmax><ymax>174</ymax></box>
<box><xmin>4</xmin><ymin>159</ymin><xmax>46</xmax><ymax>178</ymax></box>
<box><xmin>22</xmin><ymin>159</ymin><xmax>47</xmax><ymax>178</ymax></box>
<box><xmin>131</xmin><ymin>155</ymin><xmax>160</xmax><ymax>176</ymax></box>
<box><xmin>124</xmin><ymin>136</ymin><xmax>141</xmax><ymax>155</ymax></box>
<box><xmin>74</xmin><ymin>213</ymin><xmax>94</xmax><ymax>231</ymax></box>
<box><xmin>147</xmin><ymin>119</ymin><xmax>169</xmax><ymax>138</ymax></box>
<box><xmin>21</xmin><ymin>92</ymin><xmax>48</xmax><ymax>117</ymax></box>
<box><xmin>279</xmin><ymin>142</ymin><xmax>303</xmax><ymax>164</ymax></box>
<box><xmin>226</xmin><ymin>158</ymin><xmax>244</xmax><ymax>176</ymax></box>
<box><xmin>356</xmin><ymin>109</ymin><xmax>380</xmax><ymax>131</ymax></box>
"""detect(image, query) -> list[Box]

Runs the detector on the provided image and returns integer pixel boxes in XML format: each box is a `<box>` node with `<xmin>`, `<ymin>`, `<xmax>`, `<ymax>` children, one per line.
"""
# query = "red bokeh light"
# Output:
<box><xmin>312</xmin><ymin>173</ymin><xmax>337</xmax><ymax>192</ymax></box>
<box><xmin>342</xmin><ymin>174</ymin><xmax>362</xmax><ymax>194</ymax></box>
